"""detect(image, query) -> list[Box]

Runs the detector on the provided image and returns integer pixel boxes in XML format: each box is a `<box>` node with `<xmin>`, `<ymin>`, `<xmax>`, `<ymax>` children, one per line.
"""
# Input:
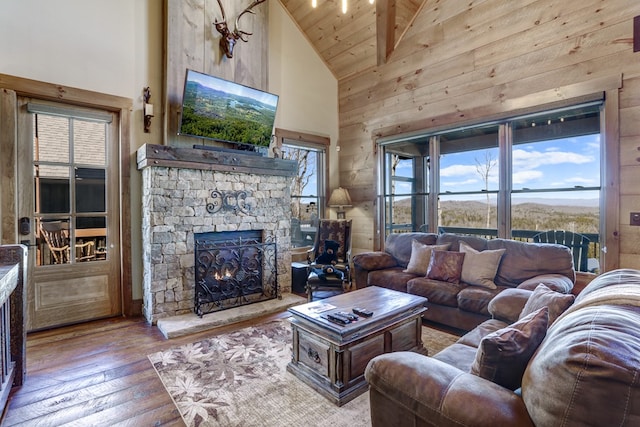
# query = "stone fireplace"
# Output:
<box><xmin>137</xmin><ymin>144</ymin><xmax>297</xmax><ymax>325</ymax></box>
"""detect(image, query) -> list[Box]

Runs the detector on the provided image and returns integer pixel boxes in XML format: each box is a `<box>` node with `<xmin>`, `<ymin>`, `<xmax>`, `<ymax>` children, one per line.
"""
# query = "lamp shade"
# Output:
<box><xmin>328</xmin><ymin>187</ymin><xmax>352</xmax><ymax>208</ymax></box>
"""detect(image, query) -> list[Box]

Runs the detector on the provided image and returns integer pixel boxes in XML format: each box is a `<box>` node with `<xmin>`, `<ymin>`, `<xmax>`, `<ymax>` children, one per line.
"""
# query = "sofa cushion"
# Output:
<box><xmin>486</xmin><ymin>239</ymin><xmax>575</xmax><ymax>288</ymax></box>
<box><xmin>518</xmin><ymin>274</ymin><xmax>574</xmax><ymax>293</ymax></box>
<box><xmin>457</xmin><ymin>286</ymin><xmax>504</xmax><ymax>316</ymax></box>
<box><xmin>432</xmin><ymin>342</ymin><xmax>479</xmax><ymax>372</ymax></box>
<box><xmin>436</xmin><ymin>233</ymin><xmax>488</xmax><ymax>252</ymax></box>
<box><xmin>384</xmin><ymin>233</ymin><xmax>438</xmax><ymax>268</ymax></box>
<box><xmin>459</xmin><ymin>242</ymin><xmax>505</xmax><ymax>289</ymax></box>
<box><xmin>488</xmin><ymin>288</ymin><xmax>532</xmax><ymax>323</ymax></box>
<box><xmin>471</xmin><ymin>306</ymin><xmax>549</xmax><ymax>390</ymax></box>
<box><xmin>407</xmin><ymin>277</ymin><xmax>463</xmax><ymax>307</ymax></box>
<box><xmin>519</xmin><ymin>283</ymin><xmax>574</xmax><ymax>325</ymax></box>
<box><xmin>456</xmin><ymin>318</ymin><xmax>509</xmax><ymax>348</ymax></box>
<box><xmin>427</xmin><ymin>251</ymin><xmax>465</xmax><ymax>284</ymax></box>
<box><xmin>403</xmin><ymin>240</ymin><xmax>450</xmax><ymax>275</ymax></box>
<box><xmin>368</xmin><ymin>268</ymin><xmax>416</xmax><ymax>293</ymax></box>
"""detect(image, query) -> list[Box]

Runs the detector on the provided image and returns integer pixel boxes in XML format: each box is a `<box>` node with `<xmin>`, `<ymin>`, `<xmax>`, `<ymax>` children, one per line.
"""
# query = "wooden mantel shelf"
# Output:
<box><xmin>136</xmin><ymin>144</ymin><xmax>297</xmax><ymax>177</ymax></box>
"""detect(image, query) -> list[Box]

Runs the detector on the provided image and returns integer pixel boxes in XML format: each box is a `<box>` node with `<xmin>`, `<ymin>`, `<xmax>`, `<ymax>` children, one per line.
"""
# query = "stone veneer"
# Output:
<box><xmin>138</xmin><ymin>145</ymin><xmax>295</xmax><ymax>324</ymax></box>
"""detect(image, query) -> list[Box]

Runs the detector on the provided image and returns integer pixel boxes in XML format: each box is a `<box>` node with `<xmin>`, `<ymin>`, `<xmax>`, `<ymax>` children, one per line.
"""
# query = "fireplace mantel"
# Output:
<box><xmin>137</xmin><ymin>143</ymin><xmax>296</xmax><ymax>324</ymax></box>
<box><xmin>137</xmin><ymin>144</ymin><xmax>297</xmax><ymax>177</ymax></box>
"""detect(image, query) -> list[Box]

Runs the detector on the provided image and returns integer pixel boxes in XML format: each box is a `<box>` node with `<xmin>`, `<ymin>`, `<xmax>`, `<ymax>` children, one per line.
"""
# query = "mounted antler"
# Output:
<box><xmin>214</xmin><ymin>0</ymin><xmax>267</xmax><ymax>59</ymax></box>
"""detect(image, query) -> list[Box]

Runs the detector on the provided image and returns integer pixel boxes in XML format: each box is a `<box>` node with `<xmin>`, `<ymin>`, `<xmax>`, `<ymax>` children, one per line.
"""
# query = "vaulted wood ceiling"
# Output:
<box><xmin>280</xmin><ymin>0</ymin><xmax>425</xmax><ymax>81</ymax></box>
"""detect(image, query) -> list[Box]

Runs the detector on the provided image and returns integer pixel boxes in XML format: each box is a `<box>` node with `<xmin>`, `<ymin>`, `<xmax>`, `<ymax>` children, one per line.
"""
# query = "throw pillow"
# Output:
<box><xmin>459</xmin><ymin>241</ymin><xmax>506</xmax><ymax>289</ymax></box>
<box><xmin>471</xmin><ymin>306</ymin><xmax>549</xmax><ymax>390</ymax></box>
<box><xmin>519</xmin><ymin>283</ymin><xmax>575</xmax><ymax>326</ymax></box>
<box><xmin>426</xmin><ymin>250</ymin><xmax>465</xmax><ymax>284</ymax></box>
<box><xmin>403</xmin><ymin>240</ymin><xmax>450</xmax><ymax>275</ymax></box>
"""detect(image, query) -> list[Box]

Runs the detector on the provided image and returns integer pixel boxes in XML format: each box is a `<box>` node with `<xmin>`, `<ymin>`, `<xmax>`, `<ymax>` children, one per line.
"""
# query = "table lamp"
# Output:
<box><xmin>328</xmin><ymin>187</ymin><xmax>352</xmax><ymax>219</ymax></box>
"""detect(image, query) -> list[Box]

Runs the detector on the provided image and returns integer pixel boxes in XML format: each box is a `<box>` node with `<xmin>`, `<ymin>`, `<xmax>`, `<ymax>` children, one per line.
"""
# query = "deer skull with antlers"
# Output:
<box><xmin>214</xmin><ymin>0</ymin><xmax>267</xmax><ymax>59</ymax></box>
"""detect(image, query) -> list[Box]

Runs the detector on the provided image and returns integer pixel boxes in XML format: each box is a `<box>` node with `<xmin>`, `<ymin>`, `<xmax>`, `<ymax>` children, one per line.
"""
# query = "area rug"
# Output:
<box><xmin>148</xmin><ymin>319</ymin><xmax>460</xmax><ymax>427</ymax></box>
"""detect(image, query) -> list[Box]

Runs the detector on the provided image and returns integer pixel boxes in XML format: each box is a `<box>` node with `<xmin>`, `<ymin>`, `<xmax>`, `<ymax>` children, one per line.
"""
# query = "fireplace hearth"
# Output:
<box><xmin>194</xmin><ymin>230</ymin><xmax>278</xmax><ymax>317</ymax></box>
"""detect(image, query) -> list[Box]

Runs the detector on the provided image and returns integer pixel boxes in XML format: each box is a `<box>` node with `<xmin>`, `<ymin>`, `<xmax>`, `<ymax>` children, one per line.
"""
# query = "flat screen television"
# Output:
<box><xmin>178</xmin><ymin>69</ymin><xmax>279</xmax><ymax>152</ymax></box>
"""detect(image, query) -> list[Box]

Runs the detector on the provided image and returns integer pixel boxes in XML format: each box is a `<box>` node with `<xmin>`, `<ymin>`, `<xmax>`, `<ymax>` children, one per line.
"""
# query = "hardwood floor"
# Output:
<box><xmin>2</xmin><ymin>312</ymin><xmax>288</xmax><ymax>426</ymax></box>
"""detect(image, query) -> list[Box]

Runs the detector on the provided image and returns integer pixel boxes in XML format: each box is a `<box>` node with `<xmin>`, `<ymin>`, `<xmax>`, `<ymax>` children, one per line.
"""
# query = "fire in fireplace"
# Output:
<box><xmin>194</xmin><ymin>230</ymin><xmax>279</xmax><ymax>317</ymax></box>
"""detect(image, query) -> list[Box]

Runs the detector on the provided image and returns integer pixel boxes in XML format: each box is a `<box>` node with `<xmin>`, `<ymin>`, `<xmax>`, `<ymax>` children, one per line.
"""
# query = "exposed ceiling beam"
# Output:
<box><xmin>376</xmin><ymin>0</ymin><xmax>396</xmax><ymax>65</ymax></box>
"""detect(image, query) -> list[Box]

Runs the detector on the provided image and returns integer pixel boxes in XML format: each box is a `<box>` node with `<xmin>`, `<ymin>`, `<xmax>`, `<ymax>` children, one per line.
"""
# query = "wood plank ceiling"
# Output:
<box><xmin>280</xmin><ymin>0</ymin><xmax>425</xmax><ymax>81</ymax></box>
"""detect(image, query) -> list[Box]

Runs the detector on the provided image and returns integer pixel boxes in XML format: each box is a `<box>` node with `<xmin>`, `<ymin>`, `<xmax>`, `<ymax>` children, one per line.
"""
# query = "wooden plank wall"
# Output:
<box><xmin>164</xmin><ymin>0</ymin><xmax>269</xmax><ymax>147</ymax></box>
<box><xmin>338</xmin><ymin>0</ymin><xmax>640</xmax><ymax>270</ymax></box>
<box><xmin>619</xmin><ymin>75</ymin><xmax>640</xmax><ymax>269</ymax></box>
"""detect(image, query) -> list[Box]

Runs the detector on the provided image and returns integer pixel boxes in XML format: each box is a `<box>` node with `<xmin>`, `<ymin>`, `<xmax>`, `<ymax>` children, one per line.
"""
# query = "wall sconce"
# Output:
<box><xmin>143</xmin><ymin>87</ymin><xmax>154</xmax><ymax>133</ymax></box>
<box><xmin>328</xmin><ymin>187</ymin><xmax>352</xmax><ymax>219</ymax></box>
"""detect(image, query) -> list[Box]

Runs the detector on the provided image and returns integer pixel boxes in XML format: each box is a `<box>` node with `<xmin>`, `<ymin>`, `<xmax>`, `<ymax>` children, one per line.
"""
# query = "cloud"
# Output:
<box><xmin>567</xmin><ymin>177</ymin><xmax>597</xmax><ymax>185</ymax></box>
<box><xmin>513</xmin><ymin>170</ymin><xmax>543</xmax><ymax>185</ymax></box>
<box><xmin>442</xmin><ymin>178</ymin><xmax>478</xmax><ymax>187</ymax></box>
<box><xmin>550</xmin><ymin>176</ymin><xmax>599</xmax><ymax>187</ymax></box>
<box><xmin>512</xmin><ymin>148</ymin><xmax>593</xmax><ymax>169</ymax></box>
<box><xmin>440</xmin><ymin>160</ymin><xmax>498</xmax><ymax>188</ymax></box>
<box><xmin>440</xmin><ymin>164</ymin><xmax>477</xmax><ymax>177</ymax></box>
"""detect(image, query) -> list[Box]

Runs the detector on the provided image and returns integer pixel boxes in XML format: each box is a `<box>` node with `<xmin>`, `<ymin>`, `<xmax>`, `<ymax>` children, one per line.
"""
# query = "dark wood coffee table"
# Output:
<box><xmin>286</xmin><ymin>286</ymin><xmax>427</xmax><ymax>406</ymax></box>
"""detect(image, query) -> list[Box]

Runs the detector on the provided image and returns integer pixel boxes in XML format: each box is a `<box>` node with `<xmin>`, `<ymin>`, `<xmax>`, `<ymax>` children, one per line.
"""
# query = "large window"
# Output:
<box><xmin>279</xmin><ymin>132</ymin><xmax>328</xmax><ymax>248</ymax></box>
<box><xmin>378</xmin><ymin>102</ymin><xmax>603</xmax><ymax>272</ymax></box>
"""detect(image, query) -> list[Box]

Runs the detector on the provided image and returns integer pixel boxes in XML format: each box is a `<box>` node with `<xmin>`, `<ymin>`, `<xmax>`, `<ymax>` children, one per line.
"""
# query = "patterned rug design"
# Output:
<box><xmin>148</xmin><ymin>319</ymin><xmax>460</xmax><ymax>427</ymax></box>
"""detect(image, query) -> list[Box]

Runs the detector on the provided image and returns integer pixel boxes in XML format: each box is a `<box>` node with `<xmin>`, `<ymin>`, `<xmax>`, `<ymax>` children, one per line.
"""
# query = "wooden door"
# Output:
<box><xmin>16</xmin><ymin>98</ymin><xmax>121</xmax><ymax>331</ymax></box>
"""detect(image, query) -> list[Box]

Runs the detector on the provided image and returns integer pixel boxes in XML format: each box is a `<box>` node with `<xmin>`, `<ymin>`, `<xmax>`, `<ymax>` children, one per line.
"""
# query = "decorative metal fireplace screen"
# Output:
<box><xmin>194</xmin><ymin>230</ymin><xmax>278</xmax><ymax>317</ymax></box>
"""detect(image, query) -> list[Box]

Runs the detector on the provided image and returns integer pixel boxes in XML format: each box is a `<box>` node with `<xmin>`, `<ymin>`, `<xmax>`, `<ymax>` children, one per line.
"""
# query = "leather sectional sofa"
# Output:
<box><xmin>364</xmin><ymin>268</ymin><xmax>640</xmax><ymax>426</ymax></box>
<box><xmin>352</xmin><ymin>232</ymin><xmax>575</xmax><ymax>331</ymax></box>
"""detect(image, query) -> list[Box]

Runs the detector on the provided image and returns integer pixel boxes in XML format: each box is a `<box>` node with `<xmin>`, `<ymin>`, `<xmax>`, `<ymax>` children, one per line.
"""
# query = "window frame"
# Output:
<box><xmin>375</xmin><ymin>93</ymin><xmax>618</xmax><ymax>273</ymax></box>
<box><xmin>274</xmin><ymin>128</ymin><xmax>330</xmax><ymax>247</ymax></box>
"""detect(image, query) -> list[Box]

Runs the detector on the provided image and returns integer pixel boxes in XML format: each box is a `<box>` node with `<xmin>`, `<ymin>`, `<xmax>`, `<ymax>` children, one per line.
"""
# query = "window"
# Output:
<box><xmin>278</xmin><ymin>130</ymin><xmax>328</xmax><ymax>248</ymax></box>
<box><xmin>381</xmin><ymin>140</ymin><xmax>429</xmax><ymax>233</ymax></box>
<box><xmin>378</xmin><ymin>102</ymin><xmax>603</xmax><ymax>272</ymax></box>
<box><xmin>439</xmin><ymin>125</ymin><xmax>499</xmax><ymax>232</ymax></box>
<box><xmin>510</xmin><ymin>106</ymin><xmax>600</xmax><ymax>235</ymax></box>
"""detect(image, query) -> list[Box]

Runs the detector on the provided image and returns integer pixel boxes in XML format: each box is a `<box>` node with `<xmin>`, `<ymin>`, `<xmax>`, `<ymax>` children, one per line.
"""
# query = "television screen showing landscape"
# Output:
<box><xmin>178</xmin><ymin>69</ymin><xmax>279</xmax><ymax>147</ymax></box>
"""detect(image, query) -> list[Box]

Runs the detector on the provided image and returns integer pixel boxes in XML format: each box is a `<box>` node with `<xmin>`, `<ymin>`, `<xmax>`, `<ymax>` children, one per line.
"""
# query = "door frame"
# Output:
<box><xmin>0</xmin><ymin>73</ymin><xmax>135</xmax><ymax>317</ymax></box>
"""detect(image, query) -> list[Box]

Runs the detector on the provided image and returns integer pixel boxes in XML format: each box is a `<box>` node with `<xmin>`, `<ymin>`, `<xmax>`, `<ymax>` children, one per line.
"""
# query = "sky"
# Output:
<box><xmin>292</xmin><ymin>133</ymin><xmax>601</xmax><ymax>207</ymax></box>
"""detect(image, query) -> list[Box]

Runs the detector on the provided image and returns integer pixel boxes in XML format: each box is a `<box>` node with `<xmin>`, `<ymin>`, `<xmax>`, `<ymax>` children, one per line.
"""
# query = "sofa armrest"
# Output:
<box><xmin>488</xmin><ymin>288</ymin><xmax>532</xmax><ymax>323</ymax></box>
<box><xmin>352</xmin><ymin>251</ymin><xmax>398</xmax><ymax>271</ymax></box>
<box><xmin>365</xmin><ymin>352</ymin><xmax>534</xmax><ymax>427</ymax></box>
<box><xmin>517</xmin><ymin>274</ymin><xmax>574</xmax><ymax>293</ymax></box>
<box><xmin>352</xmin><ymin>252</ymin><xmax>398</xmax><ymax>289</ymax></box>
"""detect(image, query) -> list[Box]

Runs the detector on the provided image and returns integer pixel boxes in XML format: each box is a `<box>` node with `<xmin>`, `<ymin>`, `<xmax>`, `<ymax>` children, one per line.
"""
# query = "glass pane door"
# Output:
<box><xmin>34</xmin><ymin>114</ymin><xmax>108</xmax><ymax>266</ymax></box>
